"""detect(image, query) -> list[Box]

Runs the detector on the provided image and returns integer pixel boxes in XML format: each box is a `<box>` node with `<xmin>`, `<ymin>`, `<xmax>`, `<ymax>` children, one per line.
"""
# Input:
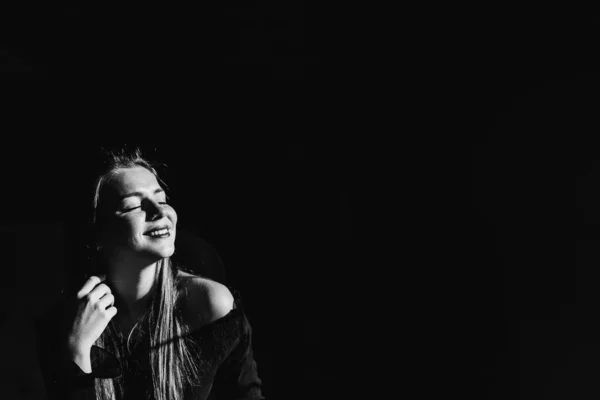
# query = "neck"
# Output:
<box><xmin>106</xmin><ymin>253</ymin><xmax>162</xmax><ymax>319</ymax></box>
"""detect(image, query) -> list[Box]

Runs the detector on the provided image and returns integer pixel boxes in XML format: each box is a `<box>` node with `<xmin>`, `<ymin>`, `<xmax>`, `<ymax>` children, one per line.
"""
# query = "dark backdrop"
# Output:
<box><xmin>9</xmin><ymin>4</ymin><xmax>600</xmax><ymax>400</ymax></box>
<box><xmin>464</xmin><ymin>11</ymin><xmax>600</xmax><ymax>400</ymax></box>
<box><xmin>387</xmin><ymin>8</ymin><xmax>600</xmax><ymax>400</ymax></box>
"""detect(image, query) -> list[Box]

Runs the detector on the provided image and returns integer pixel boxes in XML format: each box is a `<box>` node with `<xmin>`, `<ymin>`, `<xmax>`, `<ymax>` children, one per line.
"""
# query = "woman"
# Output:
<box><xmin>35</xmin><ymin>148</ymin><xmax>264</xmax><ymax>400</ymax></box>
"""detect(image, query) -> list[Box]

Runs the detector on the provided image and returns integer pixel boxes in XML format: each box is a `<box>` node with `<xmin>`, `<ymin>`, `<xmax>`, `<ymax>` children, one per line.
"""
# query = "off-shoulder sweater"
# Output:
<box><xmin>34</xmin><ymin>288</ymin><xmax>265</xmax><ymax>400</ymax></box>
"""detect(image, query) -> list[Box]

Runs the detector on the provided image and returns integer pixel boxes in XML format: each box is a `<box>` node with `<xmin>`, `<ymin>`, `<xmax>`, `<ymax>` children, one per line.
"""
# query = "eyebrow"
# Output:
<box><xmin>119</xmin><ymin>188</ymin><xmax>165</xmax><ymax>201</ymax></box>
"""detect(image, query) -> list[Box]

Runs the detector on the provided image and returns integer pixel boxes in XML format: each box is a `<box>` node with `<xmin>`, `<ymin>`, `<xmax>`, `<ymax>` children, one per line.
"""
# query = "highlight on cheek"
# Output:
<box><xmin>157</xmin><ymin>191</ymin><xmax>169</xmax><ymax>204</ymax></box>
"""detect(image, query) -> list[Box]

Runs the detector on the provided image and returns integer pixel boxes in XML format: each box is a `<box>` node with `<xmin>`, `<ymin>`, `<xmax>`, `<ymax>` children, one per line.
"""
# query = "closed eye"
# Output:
<box><xmin>122</xmin><ymin>199</ymin><xmax>168</xmax><ymax>212</ymax></box>
<box><xmin>129</xmin><ymin>202</ymin><xmax>167</xmax><ymax>211</ymax></box>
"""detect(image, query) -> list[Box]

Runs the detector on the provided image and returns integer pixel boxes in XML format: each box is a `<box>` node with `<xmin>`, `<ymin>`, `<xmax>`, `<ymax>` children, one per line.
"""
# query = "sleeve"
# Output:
<box><xmin>36</xmin><ymin>327</ymin><xmax>121</xmax><ymax>400</ymax></box>
<box><xmin>212</xmin><ymin>312</ymin><xmax>265</xmax><ymax>400</ymax></box>
<box><xmin>35</xmin><ymin>291</ymin><xmax>122</xmax><ymax>400</ymax></box>
<box><xmin>37</xmin><ymin>339</ymin><xmax>94</xmax><ymax>400</ymax></box>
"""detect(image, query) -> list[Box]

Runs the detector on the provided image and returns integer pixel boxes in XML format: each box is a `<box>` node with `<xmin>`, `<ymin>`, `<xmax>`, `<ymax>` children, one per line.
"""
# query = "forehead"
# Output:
<box><xmin>107</xmin><ymin>166</ymin><xmax>162</xmax><ymax>195</ymax></box>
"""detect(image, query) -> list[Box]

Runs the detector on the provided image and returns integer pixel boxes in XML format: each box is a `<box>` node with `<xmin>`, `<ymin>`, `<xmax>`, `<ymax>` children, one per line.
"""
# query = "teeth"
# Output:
<box><xmin>149</xmin><ymin>228</ymin><xmax>169</xmax><ymax>237</ymax></box>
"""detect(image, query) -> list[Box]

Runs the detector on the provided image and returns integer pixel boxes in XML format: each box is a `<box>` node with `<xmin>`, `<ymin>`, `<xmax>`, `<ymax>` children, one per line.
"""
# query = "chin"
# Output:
<box><xmin>153</xmin><ymin>246</ymin><xmax>175</xmax><ymax>260</ymax></box>
<box><xmin>162</xmin><ymin>248</ymin><xmax>175</xmax><ymax>259</ymax></box>
<box><xmin>139</xmin><ymin>245</ymin><xmax>175</xmax><ymax>261</ymax></box>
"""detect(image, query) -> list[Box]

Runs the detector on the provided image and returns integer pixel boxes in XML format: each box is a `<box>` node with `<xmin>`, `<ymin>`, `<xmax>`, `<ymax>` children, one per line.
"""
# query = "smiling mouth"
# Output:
<box><xmin>145</xmin><ymin>228</ymin><xmax>170</xmax><ymax>238</ymax></box>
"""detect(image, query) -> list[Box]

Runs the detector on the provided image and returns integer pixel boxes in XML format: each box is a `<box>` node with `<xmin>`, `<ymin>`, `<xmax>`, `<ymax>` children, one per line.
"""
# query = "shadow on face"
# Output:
<box><xmin>95</xmin><ymin>166</ymin><xmax>178</xmax><ymax>263</ymax></box>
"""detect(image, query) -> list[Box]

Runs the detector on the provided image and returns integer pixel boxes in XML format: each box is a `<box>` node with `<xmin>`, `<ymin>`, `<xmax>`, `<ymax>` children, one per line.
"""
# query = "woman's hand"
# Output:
<box><xmin>66</xmin><ymin>275</ymin><xmax>117</xmax><ymax>356</ymax></box>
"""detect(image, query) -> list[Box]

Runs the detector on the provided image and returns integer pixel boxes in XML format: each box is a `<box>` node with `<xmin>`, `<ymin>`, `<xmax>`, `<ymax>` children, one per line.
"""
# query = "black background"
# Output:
<box><xmin>5</xmin><ymin>3</ymin><xmax>600</xmax><ymax>400</ymax></box>
<box><xmin>464</xmin><ymin>9</ymin><xmax>600</xmax><ymax>400</ymax></box>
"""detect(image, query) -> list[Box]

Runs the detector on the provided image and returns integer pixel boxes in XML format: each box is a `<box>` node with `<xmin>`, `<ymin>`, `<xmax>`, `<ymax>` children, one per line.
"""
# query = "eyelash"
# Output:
<box><xmin>125</xmin><ymin>202</ymin><xmax>168</xmax><ymax>212</ymax></box>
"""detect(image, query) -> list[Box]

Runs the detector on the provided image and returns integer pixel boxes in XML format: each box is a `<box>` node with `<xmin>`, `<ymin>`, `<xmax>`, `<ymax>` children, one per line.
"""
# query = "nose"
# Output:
<box><xmin>145</xmin><ymin>199</ymin><xmax>166</xmax><ymax>220</ymax></box>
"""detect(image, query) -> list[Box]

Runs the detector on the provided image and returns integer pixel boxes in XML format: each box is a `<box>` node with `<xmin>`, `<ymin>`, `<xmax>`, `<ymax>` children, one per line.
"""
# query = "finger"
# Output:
<box><xmin>97</xmin><ymin>293</ymin><xmax>115</xmax><ymax>310</ymax></box>
<box><xmin>77</xmin><ymin>275</ymin><xmax>106</xmax><ymax>299</ymax></box>
<box><xmin>88</xmin><ymin>283</ymin><xmax>112</xmax><ymax>302</ymax></box>
<box><xmin>106</xmin><ymin>306</ymin><xmax>118</xmax><ymax>318</ymax></box>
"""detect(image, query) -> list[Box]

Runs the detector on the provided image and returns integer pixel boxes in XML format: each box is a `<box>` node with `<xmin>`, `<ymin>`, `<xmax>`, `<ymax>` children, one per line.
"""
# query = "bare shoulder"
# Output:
<box><xmin>177</xmin><ymin>270</ymin><xmax>235</xmax><ymax>327</ymax></box>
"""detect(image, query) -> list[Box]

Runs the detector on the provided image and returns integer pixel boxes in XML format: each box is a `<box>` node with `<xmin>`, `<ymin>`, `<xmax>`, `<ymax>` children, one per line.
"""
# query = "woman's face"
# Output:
<box><xmin>98</xmin><ymin>166</ymin><xmax>177</xmax><ymax>262</ymax></box>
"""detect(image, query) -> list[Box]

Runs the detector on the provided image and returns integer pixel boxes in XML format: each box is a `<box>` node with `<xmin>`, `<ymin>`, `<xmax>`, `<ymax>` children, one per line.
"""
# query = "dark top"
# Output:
<box><xmin>34</xmin><ymin>288</ymin><xmax>264</xmax><ymax>400</ymax></box>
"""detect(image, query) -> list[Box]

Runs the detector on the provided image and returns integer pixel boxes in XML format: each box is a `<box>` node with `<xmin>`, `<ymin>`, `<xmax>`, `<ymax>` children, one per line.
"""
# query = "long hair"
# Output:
<box><xmin>89</xmin><ymin>147</ymin><xmax>203</xmax><ymax>400</ymax></box>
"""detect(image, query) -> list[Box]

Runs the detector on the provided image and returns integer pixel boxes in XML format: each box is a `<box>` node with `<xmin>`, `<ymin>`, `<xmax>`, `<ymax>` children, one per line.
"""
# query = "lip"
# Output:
<box><xmin>143</xmin><ymin>225</ymin><xmax>171</xmax><ymax>235</ymax></box>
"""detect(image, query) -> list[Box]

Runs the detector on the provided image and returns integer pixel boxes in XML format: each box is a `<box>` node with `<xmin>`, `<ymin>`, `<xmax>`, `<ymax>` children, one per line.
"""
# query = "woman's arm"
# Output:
<box><xmin>35</xmin><ymin>320</ymin><xmax>97</xmax><ymax>400</ymax></box>
<box><xmin>184</xmin><ymin>278</ymin><xmax>265</xmax><ymax>399</ymax></box>
<box><xmin>34</xmin><ymin>291</ymin><xmax>121</xmax><ymax>400</ymax></box>
<box><xmin>212</xmin><ymin>310</ymin><xmax>265</xmax><ymax>400</ymax></box>
<box><xmin>38</xmin><ymin>337</ymin><xmax>124</xmax><ymax>400</ymax></box>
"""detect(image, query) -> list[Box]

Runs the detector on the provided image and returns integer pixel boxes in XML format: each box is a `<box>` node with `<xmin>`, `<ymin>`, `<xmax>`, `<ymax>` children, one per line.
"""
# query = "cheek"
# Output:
<box><xmin>167</xmin><ymin>207</ymin><xmax>178</xmax><ymax>225</ymax></box>
<box><xmin>112</xmin><ymin>217</ymin><xmax>143</xmax><ymax>241</ymax></box>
